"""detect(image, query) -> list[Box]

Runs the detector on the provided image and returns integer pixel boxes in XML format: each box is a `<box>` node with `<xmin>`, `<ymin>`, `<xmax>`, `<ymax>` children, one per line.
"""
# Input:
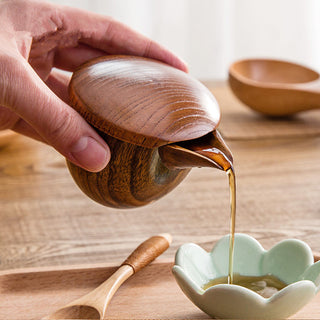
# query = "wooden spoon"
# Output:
<box><xmin>229</xmin><ymin>58</ymin><xmax>320</xmax><ymax>116</ymax></box>
<box><xmin>44</xmin><ymin>234</ymin><xmax>171</xmax><ymax>320</ymax></box>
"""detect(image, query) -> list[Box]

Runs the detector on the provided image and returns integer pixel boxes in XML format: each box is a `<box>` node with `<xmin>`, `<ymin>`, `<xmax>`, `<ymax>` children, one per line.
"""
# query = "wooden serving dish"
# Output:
<box><xmin>229</xmin><ymin>58</ymin><xmax>320</xmax><ymax>116</ymax></box>
<box><xmin>1</xmin><ymin>260</ymin><xmax>319</xmax><ymax>319</ymax></box>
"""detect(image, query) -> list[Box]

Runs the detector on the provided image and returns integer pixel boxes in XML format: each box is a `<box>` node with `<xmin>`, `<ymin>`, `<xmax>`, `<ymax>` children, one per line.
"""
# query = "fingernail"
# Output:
<box><xmin>70</xmin><ymin>136</ymin><xmax>110</xmax><ymax>172</ymax></box>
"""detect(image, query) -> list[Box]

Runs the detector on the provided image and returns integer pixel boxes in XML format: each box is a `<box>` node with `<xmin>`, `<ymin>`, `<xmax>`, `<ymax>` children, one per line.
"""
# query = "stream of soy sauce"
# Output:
<box><xmin>227</xmin><ymin>167</ymin><xmax>236</xmax><ymax>284</ymax></box>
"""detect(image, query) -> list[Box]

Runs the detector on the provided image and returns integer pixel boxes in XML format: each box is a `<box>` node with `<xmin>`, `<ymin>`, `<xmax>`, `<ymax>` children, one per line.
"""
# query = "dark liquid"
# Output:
<box><xmin>227</xmin><ymin>167</ymin><xmax>236</xmax><ymax>284</ymax></box>
<box><xmin>223</xmin><ymin>168</ymin><xmax>287</xmax><ymax>296</ymax></box>
<box><xmin>174</xmin><ymin>131</ymin><xmax>236</xmax><ymax>284</ymax></box>
<box><xmin>177</xmin><ymin>132</ymin><xmax>286</xmax><ymax>296</ymax></box>
<box><xmin>203</xmin><ymin>274</ymin><xmax>287</xmax><ymax>298</ymax></box>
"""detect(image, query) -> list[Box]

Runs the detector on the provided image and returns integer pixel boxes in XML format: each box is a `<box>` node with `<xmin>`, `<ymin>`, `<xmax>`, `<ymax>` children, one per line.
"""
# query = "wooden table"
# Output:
<box><xmin>1</xmin><ymin>83</ymin><xmax>320</xmax><ymax>320</ymax></box>
<box><xmin>1</xmin><ymin>82</ymin><xmax>320</xmax><ymax>270</ymax></box>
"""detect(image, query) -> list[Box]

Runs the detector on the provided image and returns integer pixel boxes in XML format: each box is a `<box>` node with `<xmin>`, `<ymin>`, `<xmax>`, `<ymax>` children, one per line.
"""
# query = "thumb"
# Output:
<box><xmin>3</xmin><ymin>57</ymin><xmax>110</xmax><ymax>172</ymax></box>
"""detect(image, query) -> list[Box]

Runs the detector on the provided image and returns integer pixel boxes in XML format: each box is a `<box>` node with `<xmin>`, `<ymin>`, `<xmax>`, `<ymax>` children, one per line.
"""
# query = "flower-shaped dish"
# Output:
<box><xmin>173</xmin><ymin>233</ymin><xmax>320</xmax><ymax>319</ymax></box>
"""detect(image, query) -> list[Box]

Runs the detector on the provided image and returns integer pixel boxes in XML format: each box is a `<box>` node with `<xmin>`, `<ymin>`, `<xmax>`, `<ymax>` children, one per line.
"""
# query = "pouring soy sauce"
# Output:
<box><xmin>67</xmin><ymin>55</ymin><xmax>237</xmax><ymax>285</ymax></box>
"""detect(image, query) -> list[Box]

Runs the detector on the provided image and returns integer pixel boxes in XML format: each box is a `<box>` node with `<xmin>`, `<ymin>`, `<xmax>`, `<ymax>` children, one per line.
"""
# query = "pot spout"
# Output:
<box><xmin>159</xmin><ymin>130</ymin><xmax>233</xmax><ymax>171</ymax></box>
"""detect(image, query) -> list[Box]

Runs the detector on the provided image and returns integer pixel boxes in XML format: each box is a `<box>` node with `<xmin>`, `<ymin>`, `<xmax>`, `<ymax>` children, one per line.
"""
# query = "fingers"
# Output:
<box><xmin>45</xmin><ymin>69</ymin><xmax>71</xmax><ymax>103</ymax></box>
<box><xmin>3</xmin><ymin>56</ymin><xmax>110</xmax><ymax>172</ymax></box>
<box><xmin>57</xmin><ymin>5</ymin><xmax>188</xmax><ymax>72</ymax></box>
<box><xmin>11</xmin><ymin>119</ymin><xmax>46</xmax><ymax>143</ymax></box>
<box><xmin>0</xmin><ymin>105</ymin><xmax>19</xmax><ymax>131</ymax></box>
<box><xmin>54</xmin><ymin>44</ymin><xmax>106</xmax><ymax>72</ymax></box>
<box><xmin>0</xmin><ymin>105</ymin><xmax>43</xmax><ymax>141</ymax></box>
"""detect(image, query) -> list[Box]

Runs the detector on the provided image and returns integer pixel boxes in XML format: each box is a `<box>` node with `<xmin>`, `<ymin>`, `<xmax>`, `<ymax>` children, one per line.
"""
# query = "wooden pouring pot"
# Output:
<box><xmin>67</xmin><ymin>56</ymin><xmax>232</xmax><ymax>208</ymax></box>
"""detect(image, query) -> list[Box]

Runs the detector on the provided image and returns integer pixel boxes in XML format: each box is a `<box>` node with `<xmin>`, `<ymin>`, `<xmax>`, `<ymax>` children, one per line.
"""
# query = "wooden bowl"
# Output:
<box><xmin>229</xmin><ymin>59</ymin><xmax>320</xmax><ymax>116</ymax></box>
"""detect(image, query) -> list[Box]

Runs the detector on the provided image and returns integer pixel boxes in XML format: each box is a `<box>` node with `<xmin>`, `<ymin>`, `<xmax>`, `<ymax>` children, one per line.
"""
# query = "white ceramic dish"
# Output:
<box><xmin>173</xmin><ymin>233</ymin><xmax>320</xmax><ymax>319</ymax></box>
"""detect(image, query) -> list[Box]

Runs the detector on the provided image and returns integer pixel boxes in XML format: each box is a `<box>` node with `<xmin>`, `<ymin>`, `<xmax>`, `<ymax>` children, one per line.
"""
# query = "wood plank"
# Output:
<box><xmin>0</xmin><ymin>261</ymin><xmax>319</xmax><ymax>320</ymax></box>
<box><xmin>1</xmin><ymin>133</ymin><xmax>320</xmax><ymax>270</ymax></box>
<box><xmin>206</xmin><ymin>83</ymin><xmax>320</xmax><ymax>140</ymax></box>
<box><xmin>0</xmin><ymin>261</ymin><xmax>208</xmax><ymax>320</ymax></box>
<box><xmin>1</xmin><ymin>82</ymin><xmax>320</xmax><ymax>319</ymax></box>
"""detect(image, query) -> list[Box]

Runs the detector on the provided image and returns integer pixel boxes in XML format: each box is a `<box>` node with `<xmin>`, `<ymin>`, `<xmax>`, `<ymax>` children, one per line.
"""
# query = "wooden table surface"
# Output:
<box><xmin>1</xmin><ymin>82</ymin><xmax>320</xmax><ymax>271</ymax></box>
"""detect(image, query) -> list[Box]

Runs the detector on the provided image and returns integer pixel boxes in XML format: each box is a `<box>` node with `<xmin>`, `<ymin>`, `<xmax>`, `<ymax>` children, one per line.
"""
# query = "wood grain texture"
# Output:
<box><xmin>1</xmin><ymin>128</ymin><xmax>320</xmax><ymax>272</ymax></box>
<box><xmin>229</xmin><ymin>59</ymin><xmax>320</xmax><ymax>116</ymax></box>
<box><xmin>167</xmin><ymin>130</ymin><xmax>233</xmax><ymax>171</ymax></box>
<box><xmin>0</xmin><ymin>262</ymin><xmax>208</xmax><ymax>320</ymax></box>
<box><xmin>67</xmin><ymin>131</ymin><xmax>191</xmax><ymax>208</ymax></box>
<box><xmin>1</xmin><ymin>261</ymin><xmax>319</xmax><ymax>320</ymax></box>
<box><xmin>69</xmin><ymin>55</ymin><xmax>220</xmax><ymax>148</ymax></box>
<box><xmin>210</xmin><ymin>84</ymin><xmax>320</xmax><ymax>140</ymax></box>
<box><xmin>45</xmin><ymin>265</ymin><xmax>133</xmax><ymax>320</ymax></box>
<box><xmin>67</xmin><ymin>130</ymin><xmax>233</xmax><ymax>208</ymax></box>
<box><xmin>46</xmin><ymin>235</ymin><xmax>170</xmax><ymax>319</ymax></box>
<box><xmin>1</xmin><ymin>80</ymin><xmax>320</xmax><ymax>318</ymax></box>
<box><xmin>0</xmin><ymin>81</ymin><xmax>320</xmax><ymax>281</ymax></box>
<box><xmin>122</xmin><ymin>234</ymin><xmax>171</xmax><ymax>273</ymax></box>
<box><xmin>67</xmin><ymin>56</ymin><xmax>228</xmax><ymax>208</ymax></box>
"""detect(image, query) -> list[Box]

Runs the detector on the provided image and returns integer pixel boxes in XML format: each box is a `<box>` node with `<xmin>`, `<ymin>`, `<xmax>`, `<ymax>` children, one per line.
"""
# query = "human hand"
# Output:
<box><xmin>0</xmin><ymin>0</ymin><xmax>188</xmax><ymax>172</ymax></box>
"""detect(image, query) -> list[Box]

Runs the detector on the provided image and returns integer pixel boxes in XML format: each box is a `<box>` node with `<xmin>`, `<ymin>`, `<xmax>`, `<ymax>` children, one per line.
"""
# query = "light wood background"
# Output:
<box><xmin>0</xmin><ymin>82</ymin><xmax>320</xmax><ymax>271</ymax></box>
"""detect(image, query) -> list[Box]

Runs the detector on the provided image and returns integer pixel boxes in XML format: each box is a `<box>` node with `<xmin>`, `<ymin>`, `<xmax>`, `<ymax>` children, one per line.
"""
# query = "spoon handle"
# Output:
<box><xmin>122</xmin><ymin>233</ymin><xmax>172</xmax><ymax>273</ymax></box>
<box><xmin>47</xmin><ymin>234</ymin><xmax>172</xmax><ymax>320</ymax></box>
<box><xmin>94</xmin><ymin>234</ymin><xmax>172</xmax><ymax>317</ymax></box>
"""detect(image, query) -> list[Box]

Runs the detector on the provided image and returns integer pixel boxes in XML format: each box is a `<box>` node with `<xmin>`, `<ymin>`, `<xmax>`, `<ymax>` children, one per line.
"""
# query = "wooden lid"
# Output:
<box><xmin>69</xmin><ymin>55</ymin><xmax>220</xmax><ymax>148</ymax></box>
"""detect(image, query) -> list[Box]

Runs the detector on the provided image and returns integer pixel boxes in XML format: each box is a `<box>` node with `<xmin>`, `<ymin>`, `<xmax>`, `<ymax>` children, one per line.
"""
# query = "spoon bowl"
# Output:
<box><xmin>229</xmin><ymin>59</ymin><xmax>320</xmax><ymax>116</ymax></box>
